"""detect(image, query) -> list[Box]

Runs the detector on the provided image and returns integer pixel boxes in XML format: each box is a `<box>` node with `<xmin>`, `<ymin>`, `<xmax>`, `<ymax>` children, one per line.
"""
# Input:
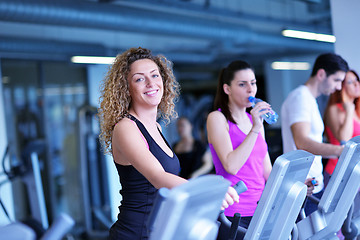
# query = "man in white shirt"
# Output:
<box><xmin>281</xmin><ymin>53</ymin><xmax>349</xmax><ymax>216</ymax></box>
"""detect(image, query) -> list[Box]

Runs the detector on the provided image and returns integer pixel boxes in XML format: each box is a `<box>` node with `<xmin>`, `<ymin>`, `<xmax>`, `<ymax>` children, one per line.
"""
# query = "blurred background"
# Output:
<box><xmin>0</xmin><ymin>0</ymin><xmax>358</xmax><ymax>239</ymax></box>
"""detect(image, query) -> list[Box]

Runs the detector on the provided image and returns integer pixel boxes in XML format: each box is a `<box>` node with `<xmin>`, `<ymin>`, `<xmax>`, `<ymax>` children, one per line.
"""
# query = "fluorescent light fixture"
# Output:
<box><xmin>271</xmin><ymin>61</ymin><xmax>310</xmax><ymax>70</ymax></box>
<box><xmin>71</xmin><ymin>56</ymin><xmax>115</xmax><ymax>64</ymax></box>
<box><xmin>282</xmin><ymin>29</ymin><xmax>336</xmax><ymax>43</ymax></box>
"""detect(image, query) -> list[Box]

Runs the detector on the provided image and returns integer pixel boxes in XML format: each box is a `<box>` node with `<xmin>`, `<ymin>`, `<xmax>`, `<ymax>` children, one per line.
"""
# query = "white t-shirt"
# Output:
<box><xmin>281</xmin><ymin>85</ymin><xmax>324</xmax><ymax>193</ymax></box>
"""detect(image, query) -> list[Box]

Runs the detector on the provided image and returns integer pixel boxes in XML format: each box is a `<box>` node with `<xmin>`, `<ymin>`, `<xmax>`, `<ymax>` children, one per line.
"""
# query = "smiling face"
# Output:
<box><xmin>127</xmin><ymin>58</ymin><xmax>163</xmax><ymax>109</ymax></box>
<box><xmin>224</xmin><ymin>68</ymin><xmax>257</xmax><ymax>108</ymax></box>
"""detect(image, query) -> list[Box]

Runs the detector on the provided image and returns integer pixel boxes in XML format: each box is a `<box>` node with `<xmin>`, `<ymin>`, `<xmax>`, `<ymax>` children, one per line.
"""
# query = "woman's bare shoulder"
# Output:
<box><xmin>207</xmin><ymin>110</ymin><xmax>226</xmax><ymax>122</ymax></box>
<box><xmin>327</xmin><ymin>104</ymin><xmax>344</xmax><ymax>117</ymax></box>
<box><xmin>113</xmin><ymin>117</ymin><xmax>138</xmax><ymax>135</ymax></box>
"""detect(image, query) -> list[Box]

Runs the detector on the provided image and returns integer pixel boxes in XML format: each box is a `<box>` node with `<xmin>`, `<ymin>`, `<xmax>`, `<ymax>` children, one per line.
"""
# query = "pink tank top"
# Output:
<box><xmin>209</xmin><ymin>112</ymin><xmax>268</xmax><ymax>217</ymax></box>
<box><xmin>325</xmin><ymin>104</ymin><xmax>360</xmax><ymax>174</ymax></box>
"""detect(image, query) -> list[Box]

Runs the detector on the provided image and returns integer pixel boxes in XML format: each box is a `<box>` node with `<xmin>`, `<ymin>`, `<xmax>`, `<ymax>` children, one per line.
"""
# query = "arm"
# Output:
<box><xmin>112</xmin><ymin>119</ymin><xmax>187</xmax><ymax>189</ymax></box>
<box><xmin>207</xmin><ymin>111</ymin><xmax>259</xmax><ymax>175</ymax></box>
<box><xmin>206</xmin><ymin>103</ymin><xmax>269</xmax><ymax>175</ymax></box>
<box><xmin>263</xmin><ymin>152</ymin><xmax>272</xmax><ymax>181</ymax></box>
<box><xmin>291</xmin><ymin>121</ymin><xmax>343</xmax><ymax>157</ymax></box>
<box><xmin>113</xmin><ymin>118</ymin><xmax>239</xmax><ymax>208</ymax></box>
<box><xmin>190</xmin><ymin>149</ymin><xmax>213</xmax><ymax>178</ymax></box>
<box><xmin>259</xmin><ymin>121</ymin><xmax>272</xmax><ymax>181</ymax></box>
<box><xmin>326</xmin><ymin>103</ymin><xmax>354</xmax><ymax>142</ymax></box>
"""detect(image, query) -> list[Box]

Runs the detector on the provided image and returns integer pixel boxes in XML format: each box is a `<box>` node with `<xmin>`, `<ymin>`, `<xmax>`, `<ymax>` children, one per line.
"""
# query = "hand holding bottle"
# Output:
<box><xmin>248</xmin><ymin>96</ymin><xmax>278</xmax><ymax>124</ymax></box>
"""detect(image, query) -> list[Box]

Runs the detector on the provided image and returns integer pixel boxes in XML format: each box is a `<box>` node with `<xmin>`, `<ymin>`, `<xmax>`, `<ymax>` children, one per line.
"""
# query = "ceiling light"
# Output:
<box><xmin>282</xmin><ymin>29</ymin><xmax>336</xmax><ymax>43</ymax></box>
<box><xmin>271</xmin><ymin>61</ymin><xmax>310</xmax><ymax>70</ymax></box>
<box><xmin>71</xmin><ymin>56</ymin><xmax>115</xmax><ymax>64</ymax></box>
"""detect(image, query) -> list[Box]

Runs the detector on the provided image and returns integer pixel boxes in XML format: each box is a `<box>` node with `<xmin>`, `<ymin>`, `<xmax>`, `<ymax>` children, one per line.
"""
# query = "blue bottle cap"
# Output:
<box><xmin>248</xmin><ymin>96</ymin><xmax>255</xmax><ymax>102</ymax></box>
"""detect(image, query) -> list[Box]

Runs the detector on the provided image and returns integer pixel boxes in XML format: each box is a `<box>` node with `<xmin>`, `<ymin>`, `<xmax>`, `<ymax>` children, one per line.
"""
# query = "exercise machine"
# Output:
<box><xmin>149</xmin><ymin>149</ymin><xmax>315</xmax><ymax>240</ymax></box>
<box><xmin>0</xmin><ymin>213</ymin><xmax>75</xmax><ymax>240</ymax></box>
<box><xmin>78</xmin><ymin>105</ymin><xmax>112</xmax><ymax>238</ymax></box>
<box><xmin>244</xmin><ymin>150</ymin><xmax>314</xmax><ymax>240</ymax></box>
<box><xmin>296</xmin><ymin>136</ymin><xmax>360</xmax><ymax>240</ymax></box>
<box><xmin>149</xmin><ymin>174</ymin><xmax>231</xmax><ymax>240</ymax></box>
<box><xmin>0</xmin><ymin>141</ymin><xmax>75</xmax><ymax>239</ymax></box>
<box><xmin>219</xmin><ymin>150</ymin><xmax>314</xmax><ymax>240</ymax></box>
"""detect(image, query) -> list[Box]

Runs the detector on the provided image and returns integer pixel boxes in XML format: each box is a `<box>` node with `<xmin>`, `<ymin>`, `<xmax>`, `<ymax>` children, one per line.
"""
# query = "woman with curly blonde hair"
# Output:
<box><xmin>98</xmin><ymin>47</ymin><xmax>239</xmax><ymax>239</ymax></box>
<box><xmin>98</xmin><ymin>47</ymin><xmax>179</xmax><ymax>154</ymax></box>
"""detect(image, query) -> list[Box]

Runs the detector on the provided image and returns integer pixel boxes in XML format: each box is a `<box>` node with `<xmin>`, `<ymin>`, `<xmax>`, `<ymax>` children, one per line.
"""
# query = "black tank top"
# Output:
<box><xmin>109</xmin><ymin>115</ymin><xmax>180</xmax><ymax>240</ymax></box>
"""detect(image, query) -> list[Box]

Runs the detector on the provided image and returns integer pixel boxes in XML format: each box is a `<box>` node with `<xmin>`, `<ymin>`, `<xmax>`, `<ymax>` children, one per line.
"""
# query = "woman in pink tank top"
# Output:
<box><xmin>208</xmin><ymin>60</ymin><xmax>316</xmax><ymax>239</ymax></box>
<box><xmin>206</xmin><ymin>60</ymin><xmax>273</xmax><ymax>233</ymax></box>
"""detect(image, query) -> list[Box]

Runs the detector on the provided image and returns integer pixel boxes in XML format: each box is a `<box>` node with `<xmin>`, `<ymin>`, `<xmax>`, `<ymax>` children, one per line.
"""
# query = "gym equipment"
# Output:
<box><xmin>0</xmin><ymin>141</ymin><xmax>75</xmax><ymax>239</ymax></box>
<box><xmin>78</xmin><ymin>105</ymin><xmax>112</xmax><ymax>237</ymax></box>
<box><xmin>0</xmin><ymin>213</ymin><xmax>75</xmax><ymax>240</ymax></box>
<box><xmin>0</xmin><ymin>222</ymin><xmax>36</xmax><ymax>240</ymax></box>
<box><xmin>244</xmin><ymin>150</ymin><xmax>314</xmax><ymax>240</ymax></box>
<box><xmin>41</xmin><ymin>213</ymin><xmax>75</xmax><ymax>240</ymax></box>
<box><xmin>296</xmin><ymin>136</ymin><xmax>360</xmax><ymax>240</ymax></box>
<box><xmin>21</xmin><ymin>140</ymin><xmax>49</xmax><ymax>230</ymax></box>
<box><xmin>149</xmin><ymin>149</ymin><xmax>314</xmax><ymax>240</ymax></box>
<box><xmin>149</xmin><ymin>174</ymin><xmax>231</xmax><ymax>240</ymax></box>
<box><xmin>341</xmin><ymin>202</ymin><xmax>360</xmax><ymax>240</ymax></box>
<box><xmin>219</xmin><ymin>150</ymin><xmax>314</xmax><ymax>240</ymax></box>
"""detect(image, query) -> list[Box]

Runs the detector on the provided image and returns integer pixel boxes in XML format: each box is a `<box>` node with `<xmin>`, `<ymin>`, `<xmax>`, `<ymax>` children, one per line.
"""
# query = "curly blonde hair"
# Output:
<box><xmin>98</xmin><ymin>47</ymin><xmax>180</xmax><ymax>154</ymax></box>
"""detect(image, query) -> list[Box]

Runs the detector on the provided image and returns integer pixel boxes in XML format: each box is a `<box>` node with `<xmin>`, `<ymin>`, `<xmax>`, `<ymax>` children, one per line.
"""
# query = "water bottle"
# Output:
<box><xmin>248</xmin><ymin>96</ymin><xmax>278</xmax><ymax>124</ymax></box>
